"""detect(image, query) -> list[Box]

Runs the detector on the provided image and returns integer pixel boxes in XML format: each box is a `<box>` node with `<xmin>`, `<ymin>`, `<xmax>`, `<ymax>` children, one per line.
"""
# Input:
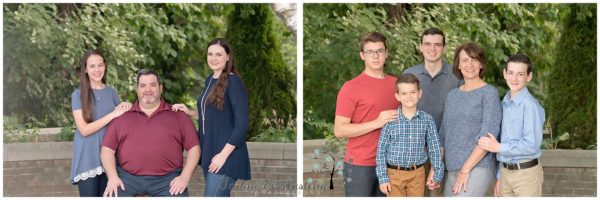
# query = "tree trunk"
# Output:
<box><xmin>271</xmin><ymin>3</ymin><xmax>296</xmax><ymax>37</ymax></box>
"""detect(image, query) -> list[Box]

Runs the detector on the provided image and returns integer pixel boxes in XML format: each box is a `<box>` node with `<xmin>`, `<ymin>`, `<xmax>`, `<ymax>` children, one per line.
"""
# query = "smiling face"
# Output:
<box><xmin>419</xmin><ymin>34</ymin><xmax>444</xmax><ymax>63</ymax></box>
<box><xmin>207</xmin><ymin>44</ymin><xmax>229</xmax><ymax>74</ymax></box>
<box><xmin>85</xmin><ymin>54</ymin><xmax>106</xmax><ymax>84</ymax></box>
<box><xmin>458</xmin><ymin>50</ymin><xmax>482</xmax><ymax>80</ymax></box>
<box><xmin>136</xmin><ymin>74</ymin><xmax>162</xmax><ymax>106</ymax></box>
<box><xmin>504</xmin><ymin>62</ymin><xmax>532</xmax><ymax>94</ymax></box>
<box><xmin>395</xmin><ymin>82</ymin><xmax>422</xmax><ymax>109</ymax></box>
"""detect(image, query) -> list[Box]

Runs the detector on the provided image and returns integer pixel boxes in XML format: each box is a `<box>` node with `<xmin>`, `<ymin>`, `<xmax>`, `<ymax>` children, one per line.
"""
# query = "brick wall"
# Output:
<box><xmin>303</xmin><ymin>139</ymin><xmax>597</xmax><ymax>197</ymax></box>
<box><xmin>3</xmin><ymin>142</ymin><xmax>297</xmax><ymax>197</ymax></box>
<box><xmin>542</xmin><ymin>167</ymin><xmax>596</xmax><ymax>196</ymax></box>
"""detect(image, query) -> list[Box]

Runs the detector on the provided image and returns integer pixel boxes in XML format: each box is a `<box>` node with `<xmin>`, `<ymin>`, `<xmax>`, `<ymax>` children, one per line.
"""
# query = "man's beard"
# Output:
<box><xmin>141</xmin><ymin>96</ymin><xmax>158</xmax><ymax>104</ymax></box>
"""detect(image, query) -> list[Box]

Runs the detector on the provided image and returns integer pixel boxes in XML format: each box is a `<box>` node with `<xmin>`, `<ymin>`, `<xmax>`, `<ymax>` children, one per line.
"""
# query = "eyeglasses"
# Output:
<box><xmin>363</xmin><ymin>49</ymin><xmax>386</xmax><ymax>57</ymax></box>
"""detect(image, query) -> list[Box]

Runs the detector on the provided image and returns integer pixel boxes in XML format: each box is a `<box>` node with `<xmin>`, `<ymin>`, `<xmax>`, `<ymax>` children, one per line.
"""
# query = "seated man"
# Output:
<box><xmin>100</xmin><ymin>69</ymin><xmax>200</xmax><ymax>197</ymax></box>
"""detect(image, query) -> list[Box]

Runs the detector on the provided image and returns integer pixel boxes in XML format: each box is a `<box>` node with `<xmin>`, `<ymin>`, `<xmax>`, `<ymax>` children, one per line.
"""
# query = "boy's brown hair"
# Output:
<box><xmin>359</xmin><ymin>32</ymin><xmax>387</xmax><ymax>51</ymax></box>
<box><xmin>395</xmin><ymin>73</ymin><xmax>421</xmax><ymax>92</ymax></box>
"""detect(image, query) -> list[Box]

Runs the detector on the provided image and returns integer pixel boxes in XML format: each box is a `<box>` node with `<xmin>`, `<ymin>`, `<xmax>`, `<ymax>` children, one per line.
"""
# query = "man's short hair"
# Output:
<box><xmin>452</xmin><ymin>43</ymin><xmax>487</xmax><ymax>79</ymax></box>
<box><xmin>506</xmin><ymin>54</ymin><xmax>533</xmax><ymax>74</ymax></box>
<box><xmin>136</xmin><ymin>69</ymin><xmax>161</xmax><ymax>86</ymax></box>
<box><xmin>421</xmin><ymin>28</ymin><xmax>445</xmax><ymax>46</ymax></box>
<box><xmin>359</xmin><ymin>32</ymin><xmax>387</xmax><ymax>51</ymax></box>
<box><xmin>396</xmin><ymin>73</ymin><xmax>421</xmax><ymax>92</ymax></box>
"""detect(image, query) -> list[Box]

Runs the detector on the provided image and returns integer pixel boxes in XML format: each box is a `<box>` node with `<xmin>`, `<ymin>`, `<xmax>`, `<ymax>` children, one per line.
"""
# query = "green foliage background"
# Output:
<box><xmin>303</xmin><ymin>3</ymin><xmax>596</xmax><ymax>149</ymax></box>
<box><xmin>3</xmin><ymin>3</ymin><xmax>296</xmax><ymax>142</ymax></box>
<box><xmin>226</xmin><ymin>4</ymin><xmax>296</xmax><ymax>142</ymax></box>
<box><xmin>547</xmin><ymin>4</ymin><xmax>597</xmax><ymax>149</ymax></box>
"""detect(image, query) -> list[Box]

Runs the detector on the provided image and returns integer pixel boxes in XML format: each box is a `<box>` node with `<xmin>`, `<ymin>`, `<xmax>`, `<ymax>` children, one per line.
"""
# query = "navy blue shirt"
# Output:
<box><xmin>197</xmin><ymin>74</ymin><xmax>251</xmax><ymax>180</ymax></box>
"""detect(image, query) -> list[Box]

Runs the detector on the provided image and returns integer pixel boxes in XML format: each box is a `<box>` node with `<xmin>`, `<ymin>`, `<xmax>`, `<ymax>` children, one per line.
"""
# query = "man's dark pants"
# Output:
<box><xmin>116</xmin><ymin>167</ymin><xmax>188</xmax><ymax>197</ymax></box>
<box><xmin>343</xmin><ymin>162</ymin><xmax>385</xmax><ymax>197</ymax></box>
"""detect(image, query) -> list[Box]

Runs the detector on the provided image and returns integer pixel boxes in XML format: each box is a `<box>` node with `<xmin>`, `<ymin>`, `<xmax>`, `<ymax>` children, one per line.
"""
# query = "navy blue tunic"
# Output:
<box><xmin>197</xmin><ymin>74</ymin><xmax>251</xmax><ymax>180</ymax></box>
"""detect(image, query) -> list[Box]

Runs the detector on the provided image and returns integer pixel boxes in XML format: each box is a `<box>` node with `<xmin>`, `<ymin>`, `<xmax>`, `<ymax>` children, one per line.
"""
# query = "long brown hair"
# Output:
<box><xmin>78</xmin><ymin>50</ymin><xmax>107</xmax><ymax>123</ymax></box>
<box><xmin>206</xmin><ymin>38</ymin><xmax>240</xmax><ymax>110</ymax></box>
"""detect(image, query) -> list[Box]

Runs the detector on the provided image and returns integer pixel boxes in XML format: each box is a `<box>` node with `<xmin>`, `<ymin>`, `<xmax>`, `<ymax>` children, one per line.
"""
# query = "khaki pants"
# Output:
<box><xmin>501</xmin><ymin>163</ymin><xmax>544</xmax><ymax>197</ymax></box>
<box><xmin>387</xmin><ymin>166</ymin><xmax>425</xmax><ymax>197</ymax></box>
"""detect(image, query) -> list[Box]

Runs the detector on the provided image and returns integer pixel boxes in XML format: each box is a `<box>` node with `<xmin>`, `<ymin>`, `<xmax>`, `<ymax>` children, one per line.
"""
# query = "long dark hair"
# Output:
<box><xmin>78</xmin><ymin>50</ymin><xmax>107</xmax><ymax>123</ymax></box>
<box><xmin>206</xmin><ymin>38</ymin><xmax>240</xmax><ymax>110</ymax></box>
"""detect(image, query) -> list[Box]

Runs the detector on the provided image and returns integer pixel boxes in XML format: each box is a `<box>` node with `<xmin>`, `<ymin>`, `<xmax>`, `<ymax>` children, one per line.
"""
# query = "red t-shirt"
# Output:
<box><xmin>102</xmin><ymin>99</ymin><xmax>199</xmax><ymax>176</ymax></box>
<box><xmin>336</xmin><ymin>72</ymin><xmax>400</xmax><ymax>166</ymax></box>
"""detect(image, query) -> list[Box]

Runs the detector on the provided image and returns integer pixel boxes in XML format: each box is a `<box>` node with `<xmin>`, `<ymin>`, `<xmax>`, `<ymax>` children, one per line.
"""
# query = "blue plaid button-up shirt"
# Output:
<box><xmin>376</xmin><ymin>107</ymin><xmax>444</xmax><ymax>184</ymax></box>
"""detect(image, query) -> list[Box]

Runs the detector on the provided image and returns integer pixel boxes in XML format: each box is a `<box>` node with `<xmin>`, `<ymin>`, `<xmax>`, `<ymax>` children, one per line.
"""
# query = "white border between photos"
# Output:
<box><xmin>296</xmin><ymin>2</ymin><xmax>305</xmax><ymax>197</ymax></box>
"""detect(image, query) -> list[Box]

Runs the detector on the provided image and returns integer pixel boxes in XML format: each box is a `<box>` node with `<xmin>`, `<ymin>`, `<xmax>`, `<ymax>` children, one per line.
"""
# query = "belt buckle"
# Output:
<box><xmin>504</xmin><ymin>162</ymin><xmax>517</xmax><ymax>170</ymax></box>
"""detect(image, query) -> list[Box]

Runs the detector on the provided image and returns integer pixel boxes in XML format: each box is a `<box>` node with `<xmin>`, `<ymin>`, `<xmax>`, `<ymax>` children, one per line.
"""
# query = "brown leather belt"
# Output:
<box><xmin>387</xmin><ymin>163</ymin><xmax>424</xmax><ymax>171</ymax></box>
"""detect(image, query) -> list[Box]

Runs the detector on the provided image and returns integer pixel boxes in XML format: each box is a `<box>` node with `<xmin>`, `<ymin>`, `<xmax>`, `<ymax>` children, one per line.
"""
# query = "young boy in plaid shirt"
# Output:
<box><xmin>376</xmin><ymin>73</ymin><xmax>444</xmax><ymax>197</ymax></box>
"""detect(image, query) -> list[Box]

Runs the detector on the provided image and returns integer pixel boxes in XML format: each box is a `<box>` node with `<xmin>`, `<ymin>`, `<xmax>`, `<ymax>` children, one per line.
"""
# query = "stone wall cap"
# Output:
<box><xmin>4</xmin><ymin>141</ymin><xmax>296</xmax><ymax>161</ymax></box>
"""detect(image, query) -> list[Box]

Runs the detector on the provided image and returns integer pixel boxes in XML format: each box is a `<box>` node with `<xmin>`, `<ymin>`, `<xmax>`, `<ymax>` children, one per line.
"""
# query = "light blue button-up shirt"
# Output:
<box><xmin>498</xmin><ymin>87</ymin><xmax>545</xmax><ymax>165</ymax></box>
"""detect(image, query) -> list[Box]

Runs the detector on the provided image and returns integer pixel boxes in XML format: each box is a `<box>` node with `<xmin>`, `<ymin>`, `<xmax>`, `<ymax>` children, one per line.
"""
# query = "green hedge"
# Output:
<box><xmin>546</xmin><ymin>4</ymin><xmax>597</xmax><ymax>149</ymax></box>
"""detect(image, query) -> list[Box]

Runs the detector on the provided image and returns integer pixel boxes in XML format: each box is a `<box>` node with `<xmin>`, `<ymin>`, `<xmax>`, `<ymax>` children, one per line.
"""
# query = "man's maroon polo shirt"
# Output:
<box><xmin>102</xmin><ymin>99</ymin><xmax>199</xmax><ymax>176</ymax></box>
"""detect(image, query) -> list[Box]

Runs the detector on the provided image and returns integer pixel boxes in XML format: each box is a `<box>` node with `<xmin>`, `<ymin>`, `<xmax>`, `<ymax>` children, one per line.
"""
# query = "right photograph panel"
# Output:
<box><xmin>303</xmin><ymin>3</ymin><xmax>597</xmax><ymax>197</ymax></box>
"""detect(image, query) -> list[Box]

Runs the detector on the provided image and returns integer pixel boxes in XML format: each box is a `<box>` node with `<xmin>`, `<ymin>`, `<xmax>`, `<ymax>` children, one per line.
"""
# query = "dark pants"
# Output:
<box><xmin>204</xmin><ymin>172</ymin><xmax>238</xmax><ymax>197</ymax></box>
<box><xmin>116</xmin><ymin>167</ymin><xmax>188</xmax><ymax>197</ymax></box>
<box><xmin>343</xmin><ymin>162</ymin><xmax>385</xmax><ymax>197</ymax></box>
<box><xmin>77</xmin><ymin>173</ymin><xmax>108</xmax><ymax>197</ymax></box>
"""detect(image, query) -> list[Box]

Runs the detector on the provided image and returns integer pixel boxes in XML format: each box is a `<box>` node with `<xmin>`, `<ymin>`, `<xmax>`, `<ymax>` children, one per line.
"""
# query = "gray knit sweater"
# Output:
<box><xmin>440</xmin><ymin>84</ymin><xmax>502</xmax><ymax>173</ymax></box>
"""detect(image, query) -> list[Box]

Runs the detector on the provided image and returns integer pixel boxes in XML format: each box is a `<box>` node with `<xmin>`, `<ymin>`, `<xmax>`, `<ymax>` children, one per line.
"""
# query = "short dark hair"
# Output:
<box><xmin>452</xmin><ymin>43</ymin><xmax>487</xmax><ymax>79</ymax></box>
<box><xmin>421</xmin><ymin>28</ymin><xmax>445</xmax><ymax>46</ymax></box>
<box><xmin>506</xmin><ymin>54</ymin><xmax>533</xmax><ymax>74</ymax></box>
<box><xmin>395</xmin><ymin>73</ymin><xmax>421</xmax><ymax>92</ymax></box>
<box><xmin>136</xmin><ymin>69</ymin><xmax>161</xmax><ymax>86</ymax></box>
<box><xmin>359</xmin><ymin>32</ymin><xmax>387</xmax><ymax>51</ymax></box>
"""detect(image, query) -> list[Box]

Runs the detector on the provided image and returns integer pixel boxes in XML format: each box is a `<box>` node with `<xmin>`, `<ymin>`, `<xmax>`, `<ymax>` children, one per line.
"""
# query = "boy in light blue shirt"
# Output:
<box><xmin>478</xmin><ymin>54</ymin><xmax>545</xmax><ymax>196</ymax></box>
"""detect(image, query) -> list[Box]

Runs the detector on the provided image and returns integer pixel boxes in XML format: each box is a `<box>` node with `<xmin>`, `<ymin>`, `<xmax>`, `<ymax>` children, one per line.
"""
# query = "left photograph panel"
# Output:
<box><xmin>3</xmin><ymin>3</ymin><xmax>297</xmax><ymax>197</ymax></box>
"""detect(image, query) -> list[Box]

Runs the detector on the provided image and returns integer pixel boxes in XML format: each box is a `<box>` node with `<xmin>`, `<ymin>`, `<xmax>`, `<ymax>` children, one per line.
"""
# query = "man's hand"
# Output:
<box><xmin>103</xmin><ymin>176</ymin><xmax>125</xmax><ymax>197</ymax></box>
<box><xmin>379</xmin><ymin>183</ymin><xmax>391</xmax><ymax>196</ymax></box>
<box><xmin>169</xmin><ymin>175</ymin><xmax>190</xmax><ymax>195</ymax></box>
<box><xmin>376</xmin><ymin>110</ymin><xmax>399</xmax><ymax>127</ymax></box>
<box><xmin>478</xmin><ymin>133</ymin><xmax>500</xmax><ymax>152</ymax></box>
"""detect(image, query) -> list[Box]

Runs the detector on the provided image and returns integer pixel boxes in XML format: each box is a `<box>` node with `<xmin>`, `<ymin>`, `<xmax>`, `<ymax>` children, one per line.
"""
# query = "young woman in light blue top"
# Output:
<box><xmin>70</xmin><ymin>50</ymin><xmax>131</xmax><ymax>197</ymax></box>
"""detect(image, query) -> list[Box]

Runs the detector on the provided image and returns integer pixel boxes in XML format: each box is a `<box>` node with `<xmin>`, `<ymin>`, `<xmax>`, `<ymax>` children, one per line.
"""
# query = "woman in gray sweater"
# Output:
<box><xmin>439</xmin><ymin>43</ymin><xmax>502</xmax><ymax>196</ymax></box>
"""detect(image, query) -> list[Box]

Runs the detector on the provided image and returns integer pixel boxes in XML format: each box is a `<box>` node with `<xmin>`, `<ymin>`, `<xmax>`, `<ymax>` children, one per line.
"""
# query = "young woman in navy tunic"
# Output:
<box><xmin>172</xmin><ymin>38</ymin><xmax>251</xmax><ymax>196</ymax></box>
<box><xmin>70</xmin><ymin>50</ymin><xmax>131</xmax><ymax>196</ymax></box>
